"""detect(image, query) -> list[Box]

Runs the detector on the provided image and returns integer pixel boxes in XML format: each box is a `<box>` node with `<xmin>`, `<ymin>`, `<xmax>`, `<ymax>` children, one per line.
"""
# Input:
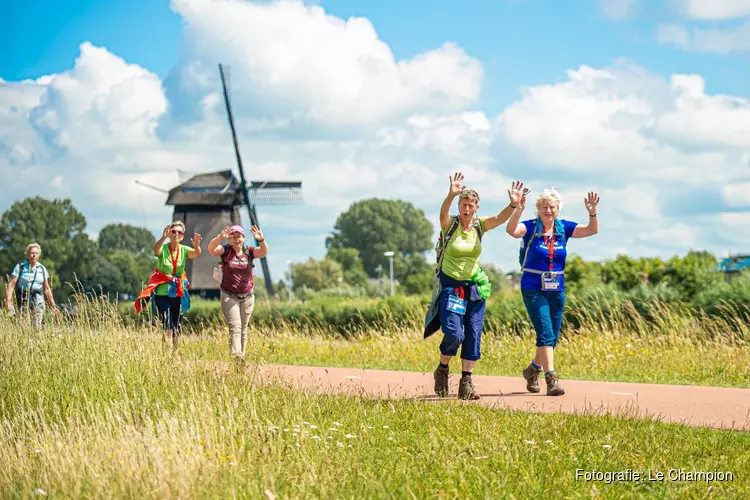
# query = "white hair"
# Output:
<box><xmin>535</xmin><ymin>187</ymin><xmax>563</xmax><ymax>217</ymax></box>
<box><xmin>25</xmin><ymin>242</ymin><xmax>41</xmax><ymax>256</ymax></box>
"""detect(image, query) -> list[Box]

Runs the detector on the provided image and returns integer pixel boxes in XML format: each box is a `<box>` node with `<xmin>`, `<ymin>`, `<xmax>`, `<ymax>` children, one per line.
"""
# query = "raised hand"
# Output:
<box><xmin>584</xmin><ymin>192</ymin><xmax>600</xmax><ymax>215</ymax></box>
<box><xmin>448</xmin><ymin>172</ymin><xmax>466</xmax><ymax>197</ymax></box>
<box><xmin>220</xmin><ymin>226</ymin><xmax>233</xmax><ymax>239</ymax></box>
<box><xmin>250</xmin><ymin>225</ymin><xmax>264</xmax><ymax>242</ymax></box>
<box><xmin>191</xmin><ymin>232</ymin><xmax>203</xmax><ymax>247</ymax></box>
<box><xmin>507</xmin><ymin>180</ymin><xmax>525</xmax><ymax>207</ymax></box>
<box><xmin>162</xmin><ymin>225</ymin><xmax>171</xmax><ymax>240</ymax></box>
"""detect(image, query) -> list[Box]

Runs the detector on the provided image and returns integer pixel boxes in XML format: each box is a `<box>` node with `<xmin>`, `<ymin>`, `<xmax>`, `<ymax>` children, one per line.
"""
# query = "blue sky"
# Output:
<box><xmin>5</xmin><ymin>0</ymin><xmax>748</xmax><ymax>103</ymax></box>
<box><xmin>2</xmin><ymin>0</ymin><xmax>750</xmax><ymax>282</ymax></box>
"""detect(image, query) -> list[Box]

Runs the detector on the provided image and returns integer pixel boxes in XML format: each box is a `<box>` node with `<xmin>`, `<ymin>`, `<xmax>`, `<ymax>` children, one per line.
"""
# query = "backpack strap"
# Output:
<box><xmin>435</xmin><ymin>216</ymin><xmax>460</xmax><ymax>273</ymax></box>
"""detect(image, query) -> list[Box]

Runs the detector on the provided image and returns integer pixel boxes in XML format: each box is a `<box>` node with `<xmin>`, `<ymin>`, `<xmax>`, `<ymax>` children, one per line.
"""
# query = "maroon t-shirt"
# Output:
<box><xmin>220</xmin><ymin>244</ymin><xmax>255</xmax><ymax>295</ymax></box>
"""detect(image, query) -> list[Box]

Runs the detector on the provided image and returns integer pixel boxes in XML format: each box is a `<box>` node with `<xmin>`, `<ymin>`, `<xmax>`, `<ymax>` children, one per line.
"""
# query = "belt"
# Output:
<box><xmin>221</xmin><ymin>288</ymin><xmax>254</xmax><ymax>300</ymax></box>
<box><xmin>522</xmin><ymin>269</ymin><xmax>563</xmax><ymax>275</ymax></box>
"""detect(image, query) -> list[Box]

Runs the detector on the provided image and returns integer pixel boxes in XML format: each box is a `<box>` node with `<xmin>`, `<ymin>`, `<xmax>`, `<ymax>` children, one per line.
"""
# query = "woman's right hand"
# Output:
<box><xmin>162</xmin><ymin>225</ymin><xmax>171</xmax><ymax>240</ymax></box>
<box><xmin>219</xmin><ymin>226</ymin><xmax>233</xmax><ymax>239</ymax></box>
<box><xmin>449</xmin><ymin>172</ymin><xmax>465</xmax><ymax>197</ymax></box>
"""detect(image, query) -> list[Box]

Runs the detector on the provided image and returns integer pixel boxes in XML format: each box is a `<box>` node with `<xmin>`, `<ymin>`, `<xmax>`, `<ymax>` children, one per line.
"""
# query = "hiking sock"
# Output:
<box><xmin>461</xmin><ymin>371</ymin><xmax>472</xmax><ymax>378</ymax></box>
<box><xmin>439</xmin><ymin>362</ymin><xmax>449</xmax><ymax>369</ymax></box>
<box><xmin>530</xmin><ymin>361</ymin><xmax>542</xmax><ymax>370</ymax></box>
<box><xmin>544</xmin><ymin>370</ymin><xmax>555</xmax><ymax>377</ymax></box>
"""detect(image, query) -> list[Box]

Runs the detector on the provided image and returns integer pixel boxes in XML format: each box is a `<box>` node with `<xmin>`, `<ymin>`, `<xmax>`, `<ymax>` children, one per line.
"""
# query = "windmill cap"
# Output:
<box><xmin>230</xmin><ymin>225</ymin><xmax>245</xmax><ymax>235</ymax></box>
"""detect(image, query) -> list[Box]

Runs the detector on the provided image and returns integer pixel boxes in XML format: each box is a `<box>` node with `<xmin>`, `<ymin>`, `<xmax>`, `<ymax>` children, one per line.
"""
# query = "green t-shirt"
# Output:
<box><xmin>154</xmin><ymin>243</ymin><xmax>191</xmax><ymax>296</ymax></box>
<box><xmin>440</xmin><ymin>217</ymin><xmax>487</xmax><ymax>281</ymax></box>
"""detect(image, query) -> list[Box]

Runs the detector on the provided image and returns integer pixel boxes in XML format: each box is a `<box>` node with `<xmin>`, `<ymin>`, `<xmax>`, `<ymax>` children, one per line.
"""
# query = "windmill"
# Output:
<box><xmin>217</xmin><ymin>63</ymin><xmax>304</xmax><ymax>297</ymax></box>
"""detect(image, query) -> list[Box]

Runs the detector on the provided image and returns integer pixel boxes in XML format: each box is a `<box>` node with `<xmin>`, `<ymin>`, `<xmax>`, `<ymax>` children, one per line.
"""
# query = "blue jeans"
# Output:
<box><xmin>521</xmin><ymin>289</ymin><xmax>566</xmax><ymax>347</ymax></box>
<box><xmin>438</xmin><ymin>272</ymin><xmax>486</xmax><ymax>361</ymax></box>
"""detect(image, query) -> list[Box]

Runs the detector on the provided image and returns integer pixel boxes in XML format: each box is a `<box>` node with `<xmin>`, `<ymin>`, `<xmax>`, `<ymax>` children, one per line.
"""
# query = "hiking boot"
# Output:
<box><xmin>458</xmin><ymin>375</ymin><xmax>480</xmax><ymax>400</ymax></box>
<box><xmin>545</xmin><ymin>371</ymin><xmax>565</xmax><ymax>396</ymax></box>
<box><xmin>434</xmin><ymin>364</ymin><xmax>449</xmax><ymax>397</ymax></box>
<box><xmin>523</xmin><ymin>364</ymin><xmax>543</xmax><ymax>393</ymax></box>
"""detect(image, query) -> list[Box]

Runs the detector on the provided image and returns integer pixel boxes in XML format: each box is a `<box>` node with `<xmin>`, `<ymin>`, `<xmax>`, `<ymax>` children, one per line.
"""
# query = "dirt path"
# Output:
<box><xmin>247</xmin><ymin>364</ymin><xmax>750</xmax><ymax>431</ymax></box>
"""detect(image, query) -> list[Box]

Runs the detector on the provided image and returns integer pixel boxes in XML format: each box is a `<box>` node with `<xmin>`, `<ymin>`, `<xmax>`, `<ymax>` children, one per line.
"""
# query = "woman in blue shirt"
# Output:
<box><xmin>506</xmin><ymin>188</ymin><xmax>600</xmax><ymax>396</ymax></box>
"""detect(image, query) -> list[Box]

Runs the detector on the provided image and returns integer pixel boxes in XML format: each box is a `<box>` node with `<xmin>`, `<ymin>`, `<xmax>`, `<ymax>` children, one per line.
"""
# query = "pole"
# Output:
<box><xmin>389</xmin><ymin>255</ymin><xmax>394</xmax><ymax>296</ymax></box>
<box><xmin>218</xmin><ymin>63</ymin><xmax>275</xmax><ymax>297</ymax></box>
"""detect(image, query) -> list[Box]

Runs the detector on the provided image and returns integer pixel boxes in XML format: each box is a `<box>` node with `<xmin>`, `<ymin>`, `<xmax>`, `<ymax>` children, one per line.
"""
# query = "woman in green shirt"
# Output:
<box><xmin>432</xmin><ymin>172</ymin><xmax>526</xmax><ymax>400</ymax></box>
<box><xmin>152</xmin><ymin>221</ymin><xmax>202</xmax><ymax>351</ymax></box>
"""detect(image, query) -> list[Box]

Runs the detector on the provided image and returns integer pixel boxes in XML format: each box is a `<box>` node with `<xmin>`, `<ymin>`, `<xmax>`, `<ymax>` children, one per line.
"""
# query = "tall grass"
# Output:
<box><xmin>1</xmin><ymin>299</ymin><xmax>748</xmax><ymax>498</ymax></box>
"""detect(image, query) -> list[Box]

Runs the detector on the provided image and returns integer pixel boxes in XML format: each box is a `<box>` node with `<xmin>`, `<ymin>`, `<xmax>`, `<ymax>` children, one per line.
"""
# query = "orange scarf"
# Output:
<box><xmin>134</xmin><ymin>268</ymin><xmax>186</xmax><ymax>313</ymax></box>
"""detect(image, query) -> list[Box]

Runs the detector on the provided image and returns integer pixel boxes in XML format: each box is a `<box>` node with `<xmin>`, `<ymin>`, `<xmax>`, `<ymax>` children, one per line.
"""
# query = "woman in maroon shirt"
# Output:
<box><xmin>207</xmin><ymin>224</ymin><xmax>269</xmax><ymax>362</ymax></box>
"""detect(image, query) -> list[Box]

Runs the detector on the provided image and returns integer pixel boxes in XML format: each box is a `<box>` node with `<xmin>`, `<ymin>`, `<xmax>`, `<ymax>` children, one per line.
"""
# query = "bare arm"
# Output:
<box><xmin>187</xmin><ymin>233</ymin><xmax>203</xmax><ymax>259</ymax></box>
<box><xmin>487</xmin><ymin>180</ymin><xmax>525</xmax><ymax>231</ymax></box>
<box><xmin>5</xmin><ymin>276</ymin><xmax>17</xmax><ymax>309</ymax></box>
<box><xmin>440</xmin><ymin>193</ymin><xmax>456</xmax><ymax>230</ymax></box>
<box><xmin>441</xmin><ymin>172</ymin><xmax>465</xmax><ymax>229</ymax></box>
<box><xmin>154</xmin><ymin>225</ymin><xmax>169</xmax><ymax>256</ymax></box>
<box><xmin>484</xmin><ymin>203</ymin><xmax>515</xmax><ymax>231</ymax></box>
<box><xmin>572</xmin><ymin>214</ymin><xmax>599</xmax><ymax>238</ymax></box>
<box><xmin>506</xmin><ymin>196</ymin><xmax>528</xmax><ymax>239</ymax></box>
<box><xmin>43</xmin><ymin>280</ymin><xmax>57</xmax><ymax>311</ymax></box>
<box><xmin>572</xmin><ymin>192</ymin><xmax>600</xmax><ymax>238</ymax></box>
<box><xmin>250</xmin><ymin>225</ymin><xmax>268</xmax><ymax>259</ymax></box>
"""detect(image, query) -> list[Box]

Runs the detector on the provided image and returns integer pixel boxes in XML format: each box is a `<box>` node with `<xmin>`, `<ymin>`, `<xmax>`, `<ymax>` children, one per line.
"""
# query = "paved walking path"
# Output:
<box><xmin>247</xmin><ymin>364</ymin><xmax>750</xmax><ymax>431</ymax></box>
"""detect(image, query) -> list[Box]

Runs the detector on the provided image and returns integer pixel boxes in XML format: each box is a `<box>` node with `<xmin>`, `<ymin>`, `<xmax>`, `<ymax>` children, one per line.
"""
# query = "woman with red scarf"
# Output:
<box><xmin>135</xmin><ymin>221</ymin><xmax>202</xmax><ymax>352</ymax></box>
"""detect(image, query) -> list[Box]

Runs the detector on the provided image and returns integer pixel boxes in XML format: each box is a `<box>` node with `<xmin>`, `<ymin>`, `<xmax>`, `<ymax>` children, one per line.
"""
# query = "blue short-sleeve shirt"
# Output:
<box><xmin>520</xmin><ymin>219</ymin><xmax>578</xmax><ymax>291</ymax></box>
<box><xmin>11</xmin><ymin>260</ymin><xmax>50</xmax><ymax>293</ymax></box>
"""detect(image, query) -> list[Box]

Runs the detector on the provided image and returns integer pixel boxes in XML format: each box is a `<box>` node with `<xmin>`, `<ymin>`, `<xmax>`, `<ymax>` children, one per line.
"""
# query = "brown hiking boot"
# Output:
<box><xmin>434</xmin><ymin>364</ymin><xmax>449</xmax><ymax>397</ymax></box>
<box><xmin>458</xmin><ymin>375</ymin><xmax>480</xmax><ymax>400</ymax></box>
<box><xmin>545</xmin><ymin>371</ymin><xmax>565</xmax><ymax>396</ymax></box>
<box><xmin>522</xmin><ymin>364</ymin><xmax>543</xmax><ymax>393</ymax></box>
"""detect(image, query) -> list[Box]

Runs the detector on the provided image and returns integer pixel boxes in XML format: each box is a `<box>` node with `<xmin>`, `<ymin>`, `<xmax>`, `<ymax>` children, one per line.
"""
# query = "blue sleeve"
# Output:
<box><xmin>521</xmin><ymin>220</ymin><xmax>534</xmax><ymax>242</ymax></box>
<box><xmin>10</xmin><ymin>264</ymin><xmax>20</xmax><ymax>278</ymax></box>
<box><xmin>562</xmin><ymin>219</ymin><xmax>578</xmax><ymax>241</ymax></box>
<box><xmin>42</xmin><ymin>266</ymin><xmax>50</xmax><ymax>282</ymax></box>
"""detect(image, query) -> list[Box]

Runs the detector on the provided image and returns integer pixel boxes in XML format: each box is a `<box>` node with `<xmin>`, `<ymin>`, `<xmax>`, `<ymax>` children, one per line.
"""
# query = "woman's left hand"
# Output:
<box><xmin>584</xmin><ymin>192</ymin><xmax>600</xmax><ymax>215</ymax></box>
<box><xmin>191</xmin><ymin>233</ymin><xmax>203</xmax><ymax>246</ymax></box>
<box><xmin>250</xmin><ymin>225</ymin><xmax>264</xmax><ymax>242</ymax></box>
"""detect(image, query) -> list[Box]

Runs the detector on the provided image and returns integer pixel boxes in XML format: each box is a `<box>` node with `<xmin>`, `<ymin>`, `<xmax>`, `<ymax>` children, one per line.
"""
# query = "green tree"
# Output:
<box><xmin>565</xmin><ymin>254</ymin><xmax>603</xmax><ymax>291</ymax></box>
<box><xmin>600</xmin><ymin>255</ymin><xmax>642</xmax><ymax>290</ymax></box>
<box><xmin>0</xmin><ymin>197</ymin><xmax>96</xmax><ymax>299</ymax></box>
<box><xmin>661</xmin><ymin>250</ymin><xmax>719</xmax><ymax>299</ymax></box>
<box><xmin>289</xmin><ymin>257</ymin><xmax>343</xmax><ymax>291</ymax></box>
<box><xmin>325</xmin><ymin>198</ymin><xmax>433</xmax><ymax>280</ymax></box>
<box><xmin>98</xmin><ymin>223</ymin><xmax>156</xmax><ymax>258</ymax></box>
<box><xmin>326</xmin><ymin>247</ymin><xmax>368</xmax><ymax>287</ymax></box>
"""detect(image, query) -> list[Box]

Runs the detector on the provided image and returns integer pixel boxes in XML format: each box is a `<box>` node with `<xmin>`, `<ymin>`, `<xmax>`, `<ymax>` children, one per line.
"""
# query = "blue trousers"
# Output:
<box><xmin>521</xmin><ymin>289</ymin><xmax>566</xmax><ymax>347</ymax></box>
<box><xmin>438</xmin><ymin>273</ymin><xmax>486</xmax><ymax>361</ymax></box>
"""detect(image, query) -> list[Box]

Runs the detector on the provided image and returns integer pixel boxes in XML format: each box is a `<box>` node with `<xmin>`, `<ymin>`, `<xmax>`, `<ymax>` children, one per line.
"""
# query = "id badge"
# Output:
<box><xmin>541</xmin><ymin>272</ymin><xmax>561</xmax><ymax>291</ymax></box>
<box><xmin>446</xmin><ymin>293</ymin><xmax>467</xmax><ymax>315</ymax></box>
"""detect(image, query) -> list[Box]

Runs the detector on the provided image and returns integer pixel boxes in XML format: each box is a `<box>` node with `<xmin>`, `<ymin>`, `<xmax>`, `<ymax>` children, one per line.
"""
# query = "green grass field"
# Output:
<box><xmin>1</xmin><ymin>303</ymin><xmax>748</xmax><ymax>498</ymax></box>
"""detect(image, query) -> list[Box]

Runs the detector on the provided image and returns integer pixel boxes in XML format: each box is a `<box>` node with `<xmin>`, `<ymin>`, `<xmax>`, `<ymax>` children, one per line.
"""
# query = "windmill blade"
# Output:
<box><xmin>135</xmin><ymin>180</ymin><xmax>169</xmax><ymax>193</ymax></box>
<box><xmin>218</xmin><ymin>62</ymin><xmax>275</xmax><ymax>297</ymax></box>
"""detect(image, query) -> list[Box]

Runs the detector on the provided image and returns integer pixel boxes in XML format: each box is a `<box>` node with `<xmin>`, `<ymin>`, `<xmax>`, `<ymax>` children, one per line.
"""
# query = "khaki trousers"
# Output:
<box><xmin>220</xmin><ymin>290</ymin><xmax>255</xmax><ymax>359</ymax></box>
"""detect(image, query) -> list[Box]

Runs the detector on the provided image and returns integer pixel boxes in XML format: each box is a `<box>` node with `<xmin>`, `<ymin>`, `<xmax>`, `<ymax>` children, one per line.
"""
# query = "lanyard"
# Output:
<box><xmin>169</xmin><ymin>245</ymin><xmax>180</xmax><ymax>275</ymax></box>
<box><xmin>543</xmin><ymin>229</ymin><xmax>555</xmax><ymax>271</ymax></box>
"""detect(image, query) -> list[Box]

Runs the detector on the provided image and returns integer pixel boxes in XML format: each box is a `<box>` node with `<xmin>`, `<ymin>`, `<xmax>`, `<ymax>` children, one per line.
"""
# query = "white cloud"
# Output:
<box><xmin>678</xmin><ymin>0</ymin><xmax>750</xmax><ymax>20</ymax></box>
<box><xmin>657</xmin><ymin>21</ymin><xmax>750</xmax><ymax>53</ymax></box>
<box><xmin>167</xmin><ymin>0</ymin><xmax>483</xmax><ymax>127</ymax></box>
<box><xmin>499</xmin><ymin>62</ymin><xmax>749</xmax><ymax>186</ymax></box>
<box><xmin>30</xmin><ymin>42</ymin><xmax>167</xmax><ymax>152</ymax></box>
<box><xmin>722</xmin><ymin>183</ymin><xmax>750</xmax><ymax>207</ymax></box>
<box><xmin>600</xmin><ymin>0</ymin><xmax>635</xmax><ymax>19</ymax></box>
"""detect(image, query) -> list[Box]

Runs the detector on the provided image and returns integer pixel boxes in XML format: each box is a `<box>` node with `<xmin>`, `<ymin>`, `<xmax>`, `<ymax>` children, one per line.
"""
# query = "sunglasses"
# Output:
<box><xmin>171</xmin><ymin>229</ymin><xmax>184</xmax><ymax>235</ymax></box>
